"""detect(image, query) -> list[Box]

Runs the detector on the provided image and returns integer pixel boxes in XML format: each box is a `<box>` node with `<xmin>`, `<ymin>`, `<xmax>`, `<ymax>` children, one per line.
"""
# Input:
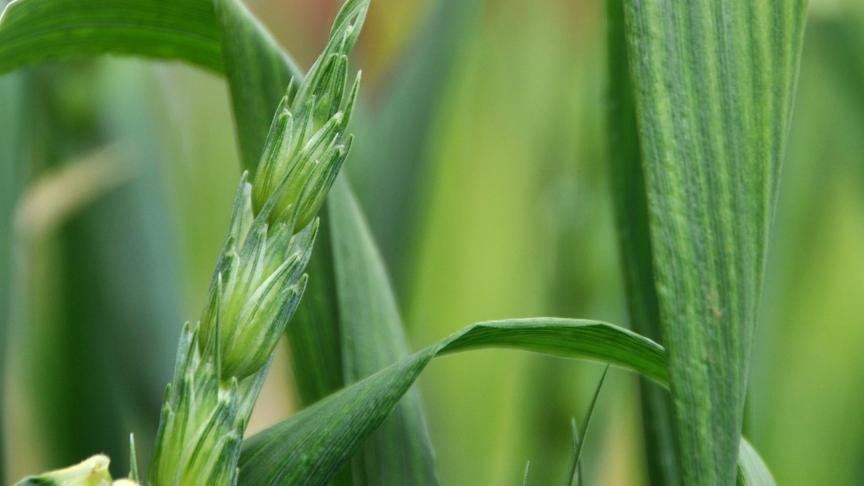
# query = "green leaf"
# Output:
<box><xmin>619</xmin><ymin>1</ymin><xmax>807</xmax><ymax>483</ymax></box>
<box><xmin>566</xmin><ymin>365</ymin><xmax>608</xmax><ymax>486</ymax></box>
<box><xmin>240</xmin><ymin>317</ymin><xmax>774</xmax><ymax>486</ymax></box>
<box><xmin>605</xmin><ymin>0</ymin><xmax>678</xmax><ymax>483</ymax></box>
<box><xmin>0</xmin><ymin>0</ymin><xmax>223</xmax><ymax>73</ymax></box>
<box><xmin>328</xmin><ymin>177</ymin><xmax>437</xmax><ymax>485</ymax></box>
<box><xmin>0</xmin><ymin>71</ymin><xmax>28</xmax><ymax>485</ymax></box>
<box><xmin>285</xmin><ymin>211</ymin><xmax>344</xmax><ymax>405</ymax></box>
<box><xmin>239</xmin><ymin>318</ymin><xmax>667</xmax><ymax>486</ymax></box>
<box><xmin>736</xmin><ymin>440</ymin><xmax>775</xmax><ymax>486</ymax></box>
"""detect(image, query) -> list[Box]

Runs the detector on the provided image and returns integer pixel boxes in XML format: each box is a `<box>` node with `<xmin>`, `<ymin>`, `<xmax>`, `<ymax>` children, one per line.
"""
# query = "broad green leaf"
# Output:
<box><xmin>0</xmin><ymin>71</ymin><xmax>27</xmax><ymax>485</ymax></box>
<box><xmin>605</xmin><ymin>0</ymin><xmax>678</xmax><ymax>483</ymax></box>
<box><xmin>329</xmin><ymin>177</ymin><xmax>436</xmax><ymax>485</ymax></box>
<box><xmin>347</xmin><ymin>0</ymin><xmax>481</xmax><ymax>289</ymax></box>
<box><xmin>286</xmin><ymin>212</ymin><xmax>344</xmax><ymax>404</ymax></box>
<box><xmin>240</xmin><ymin>317</ymin><xmax>773</xmax><ymax>486</ymax></box>
<box><xmin>620</xmin><ymin>1</ymin><xmax>807</xmax><ymax>484</ymax></box>
<box><xmin>239</xmin><ymin>318</ymin><xmax>667</xmax><ymax>486</ymax></box>
<box><xmin>0</xmin><ymin>0</ymin><xmax>223</xmax><ymax>73</ymax></box>
<box><xmin>736</xmin><ymin>440</ymin><xmax>775</xmax><ymax>486</ymax></box>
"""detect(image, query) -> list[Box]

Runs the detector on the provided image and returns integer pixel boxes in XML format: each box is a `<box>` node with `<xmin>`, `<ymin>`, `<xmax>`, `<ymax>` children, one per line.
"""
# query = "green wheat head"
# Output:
<box><xmin>149</xmin><ymin>1</ymin><xmax>367</xmax><ymax>484</ymax></box>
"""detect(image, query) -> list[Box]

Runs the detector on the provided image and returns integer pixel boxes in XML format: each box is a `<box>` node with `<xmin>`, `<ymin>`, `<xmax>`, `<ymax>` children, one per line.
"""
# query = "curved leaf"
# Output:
<box><xmin>736</xmin><ymin>440</ymin><xmax>775</xmax><ymax>486</ymax></box>
<box><xmin>328</xmin><ymin>177</ymin><xmax>437</xmax><ymax>485</ymax></box>
<box><xmin>240</xmin><ymin>318</ymin><xmax>774</xmax><ymax>486</ymax></box>
<box><xmin>238</xmin><ymin>318</ymin><xmax>666</xmax><ymax>485</ymax></box>
<box><xmin>0</xmin><ymin>0</ymin><xmax>223</xmax><ymax>73</ymax></box>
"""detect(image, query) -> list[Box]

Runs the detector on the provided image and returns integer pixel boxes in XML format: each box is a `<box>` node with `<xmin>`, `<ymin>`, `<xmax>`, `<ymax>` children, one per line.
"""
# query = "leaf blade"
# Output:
<box><xmin>240</xmin><ymin>318</ymin><xmax>776</xmax><ymax>486</ymax></box>
<box><xmin>239</xmin><ymin>318</ymin><xmax>667</xmax><ymax>486</ymax></box>
<box><xmin>620</xmin><ymin>1</ymin><xmax>808</xmax><ymax>483</ymax></box>
<box><xmin>736</xmin><ymin>440</ymin><xmax>775</xmax><ymax>486</ymax></box>
<box><xmin>0</xmin><ymin>0</ymin><xmax>224</xmax><ymax>73</ymax></box>
<box><xmin>605</xmin><ymin>0</ymin><xmax>679</xmax><ymax>482</ymax></box>
<box><xmin>0</xmin><ymin>71</ymin><xmax>28</xmax><ymax>485</ymax></box>
<box><xmin>329</xmin><ymin>177</ymin><xmax>437</xmax><ymax>485</ymax></box>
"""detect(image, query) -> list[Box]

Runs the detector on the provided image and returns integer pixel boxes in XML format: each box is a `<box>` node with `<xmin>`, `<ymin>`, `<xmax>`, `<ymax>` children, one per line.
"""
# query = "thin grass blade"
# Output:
<box><xmin>567</xmin><ymin>365</ymin><xmax>608</xmax><ymax>486</ymax></box>
<box><xmin>329</xmin><ymin>177</ymin><xmax>436</xmax><ymax>485</ymax></box>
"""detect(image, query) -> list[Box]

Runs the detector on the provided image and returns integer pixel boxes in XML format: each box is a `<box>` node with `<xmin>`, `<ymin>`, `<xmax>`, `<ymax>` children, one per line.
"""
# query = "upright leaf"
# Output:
<box><xmin>620</xmin><ymin>1</ymin><xmax>807</xmax><ymax>483</ymax></box>
<box><xmin>566</xmin><ymin>365</ymin><xmax>609</xmax><ymax>486</ymax></box>
<box><xmin>0</xmin><ymin>71</ymin><xmax>27</xmax><ymax>485</ymax></box>
<box><xmin>605</xmin><ymin>0</ymin><xmax>678</xmax><ymax>483</ymax></box>
<box><xmin>329</xmin><ymin>177</ymin><xmax>436</xmax><ymax>485</ymax></box>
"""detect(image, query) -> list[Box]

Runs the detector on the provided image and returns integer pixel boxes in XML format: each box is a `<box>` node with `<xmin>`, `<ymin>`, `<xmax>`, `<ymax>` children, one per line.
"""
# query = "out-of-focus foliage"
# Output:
<box><xmin>2</xmin><ymin>0</ymin><xmax>863</xmax><ymax>484</ymax></box>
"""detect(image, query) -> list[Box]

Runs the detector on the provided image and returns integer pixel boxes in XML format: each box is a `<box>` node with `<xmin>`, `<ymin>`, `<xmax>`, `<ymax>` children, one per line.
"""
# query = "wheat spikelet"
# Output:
<box><xmin>149</xmin><ymin>1</ymin><xmax>367</xmax><ymax>484</ymax></box>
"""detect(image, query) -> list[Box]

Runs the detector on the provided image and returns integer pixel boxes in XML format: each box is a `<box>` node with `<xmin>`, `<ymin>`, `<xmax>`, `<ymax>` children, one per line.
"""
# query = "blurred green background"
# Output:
<box><xmin>2</xmin><ymin>0</ymin><xmax>863</xmax><ymax>484</ymax></box>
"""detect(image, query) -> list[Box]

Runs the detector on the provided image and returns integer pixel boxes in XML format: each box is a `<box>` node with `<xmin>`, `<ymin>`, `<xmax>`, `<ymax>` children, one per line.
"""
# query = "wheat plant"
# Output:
<box><xmin>149</xmin><ymin>4</ymin><xmax>363</xmax><ymax>484</ymax></box>
<box><xmin>0</xmin><ymin>0</ymin><xmax>814</xmax><ymax>485</ymax></box>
